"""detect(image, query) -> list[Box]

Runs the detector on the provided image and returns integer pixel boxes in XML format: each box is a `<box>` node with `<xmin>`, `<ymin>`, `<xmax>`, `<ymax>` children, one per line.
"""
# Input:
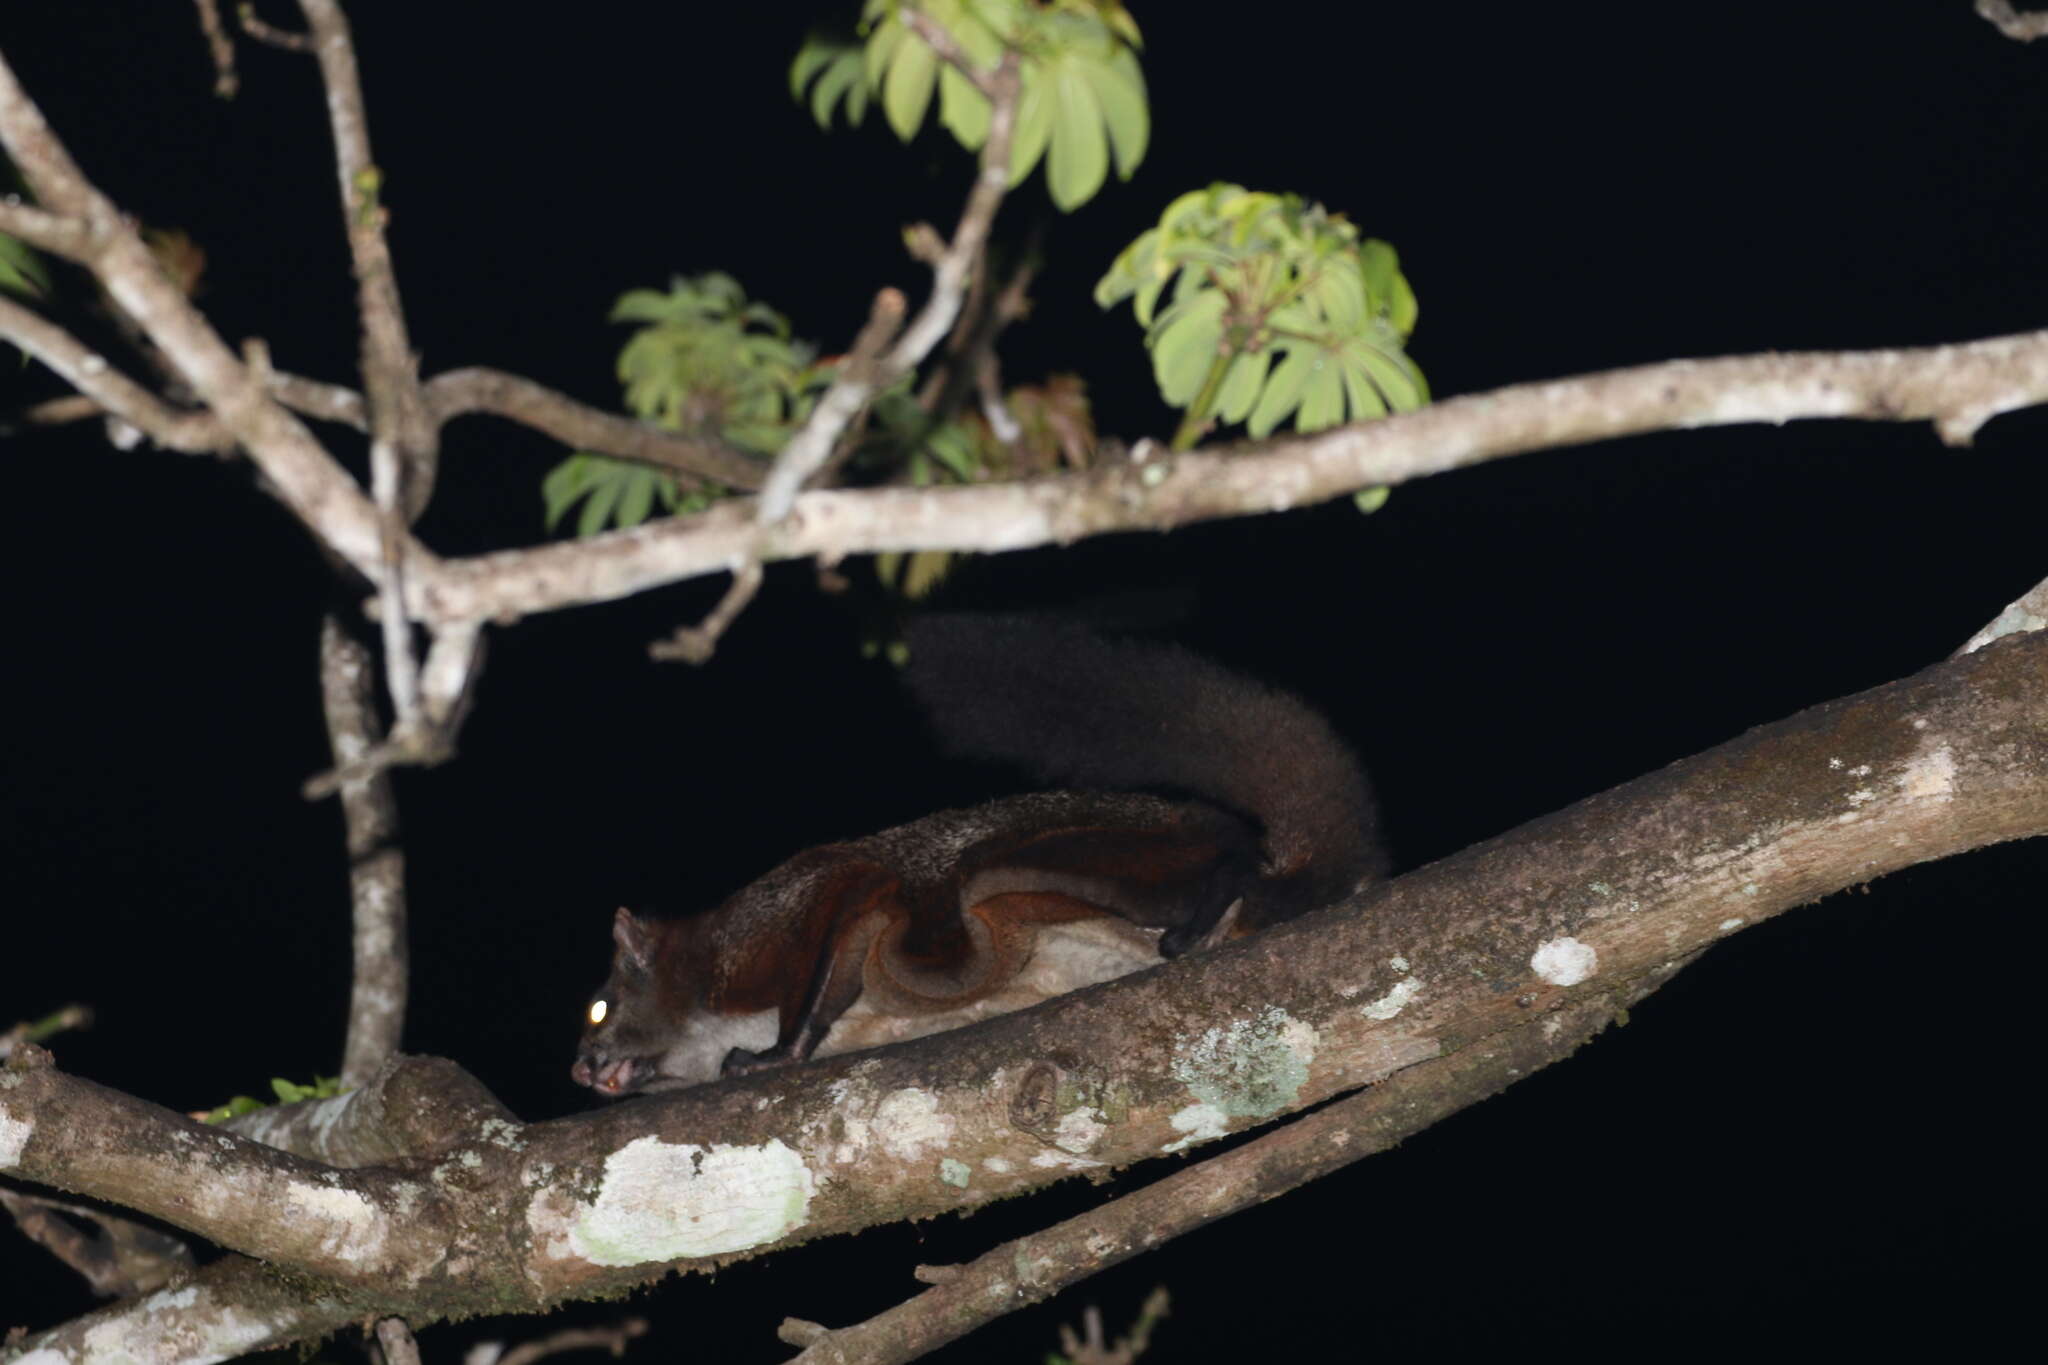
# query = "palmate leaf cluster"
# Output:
<box><xmin>545</xmin><ymin>271</ymin><xmax>1103</xmax><ymax>542</ymax></box>
<box><xmin>1095</xmin><ymin>183</ymin><xmax>1427</xmax><ymax>441</ymax></box>
<box><xmin>791</xmin><ymin>0</ymin><xmax>1147</xmax><ymax>211</ymax></box>
<box><xmin>543</xmin><ymin>274</ymin><xmax>818</xmax><ymax>536</ymax></box>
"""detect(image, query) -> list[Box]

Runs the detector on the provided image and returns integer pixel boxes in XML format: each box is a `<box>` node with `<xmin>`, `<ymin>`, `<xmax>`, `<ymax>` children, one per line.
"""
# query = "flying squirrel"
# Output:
<box><xmin>571</xmin><ymin>614</ymin><xmax>1385</xmax><ymax>1096</ymax></box>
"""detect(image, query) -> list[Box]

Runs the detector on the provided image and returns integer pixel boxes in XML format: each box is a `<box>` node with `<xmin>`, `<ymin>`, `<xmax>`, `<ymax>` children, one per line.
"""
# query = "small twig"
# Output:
<box><xmin>0</xmin><ymin>292</ymin><xmax>230</xmax><ymax>453</ymax></box>
<box><xmin>1054</xmin><ymin>1288</ymin><xmax>1169</xmax><ymax>1365</ymax></box>
<box><xmin>754</xmin><ymin>41</ymin><xmax>1021</xmax><ymax>526</ymax></box>
<box><xmin>0</xmin><ymin>1186</ymin><xmax>195</xmax><ymax>1298</ymax></box>
<box><xmin>0</xmin><ymin>393</ymin><xmax>99</xmax><ymax>434</ymax></box>
<box><xmin>237</xmin><ymin>3</ymin><xmax>314</xmax><ymax>52</ymax></box>
<box><xmin>0</xmin><ymin>1004</ymin><xmax>93</xmax><ymax>1061</ymax></box>
<box><xmin>898</xmin><ymin>5</ymin><xmax>998</xmax><ymax>97</ymax></box>
<box><xmin>757</xmin><ymin>286</ymin><xmax>910</xmax><ymax>521</ymax></box>
<box><xmin>269</xmin><ymin>369</ymin><xmax>367</xmax><ymax>429</ymax></box>
<box><xmin>1978</xmin><ymin>0</ymin><xmax>2048</xmax><ymax>40</ymax></box>
<box><xmin>191</xmin><ymin>0</ymin><xmax>239</xmax><ymax>97</ymax></box>
<box><xmin>488</xmin><ymin>1317</ymin><xmax>649</xmax><ymax>1365</ymax></box>
<box><xmin>0</xmin><ymin>196</ymin><xmax>92</xmax><ymax>259</ymax></box>
<box><xmin>649</xmin><ymin>558</ymin><xmax>763</xmax><ymax>664</ymax></box>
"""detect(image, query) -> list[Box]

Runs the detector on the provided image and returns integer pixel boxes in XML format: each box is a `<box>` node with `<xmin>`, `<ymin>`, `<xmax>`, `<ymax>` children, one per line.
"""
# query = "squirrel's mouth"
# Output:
<box><xmin>570</xmin><ymin>1053</ymin><xmax>642</xmax><ymax>1097</ymax></box>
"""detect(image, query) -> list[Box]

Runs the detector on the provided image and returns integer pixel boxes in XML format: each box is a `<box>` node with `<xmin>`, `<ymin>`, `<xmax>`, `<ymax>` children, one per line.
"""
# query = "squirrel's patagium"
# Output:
<box><xmin>571</xmin><ymin>616</ymin><xmax>1384</xmax><ymax>1096</ymax></box>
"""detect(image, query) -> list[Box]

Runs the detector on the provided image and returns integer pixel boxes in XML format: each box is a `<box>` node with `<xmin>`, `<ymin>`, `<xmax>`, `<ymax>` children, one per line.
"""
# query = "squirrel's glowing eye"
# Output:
<box><xmin>588</xmin><ymin>999</ymin><xmax>608</xmax><ymax>1026</ymax></box>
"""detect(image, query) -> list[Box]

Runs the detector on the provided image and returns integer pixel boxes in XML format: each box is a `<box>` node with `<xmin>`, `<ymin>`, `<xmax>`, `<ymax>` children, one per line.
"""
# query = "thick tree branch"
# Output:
<box><xmin>7</xmin><ymin>631</ymin><xmax>2045</xmax><ymax>1354</ymax></box>
<box><xmin>405</xmin><ymin>328</ymin><xmax>2048</xmax><ymax>624</ymax></box>
<box><xmin>789</xmin><ymin>984</ymin><xmax>1674</xmax><ymax>1364</ymax></box>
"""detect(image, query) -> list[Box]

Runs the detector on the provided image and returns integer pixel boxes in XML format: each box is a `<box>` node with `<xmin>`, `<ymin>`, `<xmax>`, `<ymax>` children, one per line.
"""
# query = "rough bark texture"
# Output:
<box><xmin>4</xmin><ymin>630</ymin><xmax>2044</xmax><ymax>1358</ymax></box>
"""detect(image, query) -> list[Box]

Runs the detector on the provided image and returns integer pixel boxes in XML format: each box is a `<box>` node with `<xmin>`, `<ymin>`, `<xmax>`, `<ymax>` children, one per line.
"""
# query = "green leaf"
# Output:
<box><xmin>1246</xmin><ymin>344</ymin><xmax>1315</xmax><ymax>438</ymax></box>
<box><xmin>1149</xmin><ymin>288</ymin><xmax>1226</xmax><ymax>405</ymax></box>
<box><xmin>1337</xmin><ymin>349</ymin><xmax>1388</xmax><ymax>423</ymax></box>
<box><xmin>1081</xmin><ymin>46</ymin><xmax>1148</xmax><ymax>179</ymax></box>
<box><xmin>883</xmin><ymin>28</ymin><xmax>939</xmax><ymax>140</ymax></box>
<box><xmin>1044</xmin><ymin>56</ymin><xmax>1109</xmax><ymax>210</ymax></box>
<box><xmin>0</xmin><ymin>233</ymin><xmax>48</xmax><ymax>298</ymax></box>
<box><xmin>1006</xmin><ymin>68</ymin><xmax>1054</xmax><ymax>186</ymax></box>
<box><xmin>1298</xmin><ymin>357</ymin><xmax>1345</xmax><ymax>430</ymax></box>
<box><xmin>1212</xmin><ymin>350</ymin><xmax>1272</xmax><ymax>424</ymax></box>
<box><xmin>1353</xmin><ymin>486</ymin><xmax>1391</xmax><ymax>514</ymax></box>
<box><xmin>938</xmin><ymin>63</ymin><xmax>991</xmax><ymax>147</ymax></box>
<box><xmin>577</xmin><ymin>469</ymin><xmax>623</xmax><ymax>539</ymax></box>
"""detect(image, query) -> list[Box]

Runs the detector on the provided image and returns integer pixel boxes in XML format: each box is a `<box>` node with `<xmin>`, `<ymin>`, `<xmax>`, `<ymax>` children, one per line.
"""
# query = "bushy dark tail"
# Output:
<box><xmin>903</xmin><ymin>614</ymin><xmax>1386</xmax><ymax>922</ymax></box>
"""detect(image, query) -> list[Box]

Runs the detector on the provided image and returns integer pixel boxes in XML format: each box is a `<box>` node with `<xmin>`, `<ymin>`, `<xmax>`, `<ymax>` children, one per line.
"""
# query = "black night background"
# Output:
<box><xmin>3</xmin><ymin>4</ymin><xmax>2044</xmax><ymax>1358</ymax></box>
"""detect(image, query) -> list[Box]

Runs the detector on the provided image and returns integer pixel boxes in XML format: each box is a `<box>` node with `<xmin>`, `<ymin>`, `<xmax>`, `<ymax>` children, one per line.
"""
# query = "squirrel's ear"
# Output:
<box><xmin>612</xmin><ymin>907</ymin><xmax>656</xmax><ymax>968</ymax></box>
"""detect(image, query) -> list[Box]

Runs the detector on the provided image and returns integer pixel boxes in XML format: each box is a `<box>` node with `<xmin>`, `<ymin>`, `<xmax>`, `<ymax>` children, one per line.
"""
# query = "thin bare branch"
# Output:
<box><xmin>0</xmin><ymin>46</ymin><xmax>405</xmax><ymax>582</ymax></box>
<box><xmin>270</xmin><ymin>368</ymin><xmax>367</xmax><ymax>429</ymax></box>
<box><xmin>755</xmin><ymin>49</ymin><xmax>1022</xmax><ymax>521</ymax></box>
<box><xmin>0</xmin><ymin>1004</ymin><xmax>91</xmax><ymax>1062</ymax></box>
<box><xmin>648</xmin><ymin>558</ymin><xmax>762</xmax><ymax>663</ymax></box>
<box><xmin>295</xmin><ymin>0</ymin><xmax>438</xmax><ymax>517</ymax></box>
<box><xmin>320</xmin><ymin>618</ymin><xmax>409</xmax><ymax>1090</ymax></box>
<box><xmin>423</xmin><ymin>366</ymin><xmax>764</xmax><ymax>487</ymax></box>
<box><xmin>191</xmin><ymin>0</ymin><xmax>239</xmax><ymax>97</ymax></box>
<box><xmin>0</xmin><ymin>293</ymin><xmax>229</xmax><ymax>452</ymax></box>
<box><xmin>487</xmin><ymin>1318</ymin><xmax>649</xmax><ymax>1365</ymax></box>
<box><xmin>0</xmin><ymin>196</ymin><xmax>90</xmax><ymax>257</ymax></box>
<box><xmin>1978</xmin><ymin>0</ymin><xmax>2048</xmax><ymax>39</ymax></box>
<box><xmin>0</xmin><ymin>1186</ymin><xmax>195</xmax><ymax>1298</ymax></box>
<box><xmin>238</xmin><ymin>5</ymin><xmax>315</xmax><ymax>52</ymax></box>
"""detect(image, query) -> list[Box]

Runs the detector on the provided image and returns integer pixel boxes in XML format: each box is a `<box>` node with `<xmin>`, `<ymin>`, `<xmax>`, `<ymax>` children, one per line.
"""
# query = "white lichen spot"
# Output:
<box><xmin>1719</xmin><ymin>917</ymin><xmax>1745</xmax><ymax>932</ymax></box>
<box><xmin>982</xmin><ymin>1156</ymin><xmax>1013</xmax><ymax>1174</ymax></box>
<box><xmin>564</xmin><ymin>1137</ymin><xmax>815</xmax><ymax>1267</ymax></box>
<box><xmin>1170</xmin><ymin>1007</ymin><xmax>1317</xmax><ymax>1123</ymax></box>
<box><xmin>1589</xmin><ymin>880</ymin><xmax>1613</xmax><ymax>895</ymax></box>
<box><xmin>1911</xmin><ymin>717</ymin><xmax>1929</xmax><ymax>730</ymax></box>
<box><xmin>1541</xmin><ymin>1017</ymin><xmax>1563</xmax><ymax>1040</ymax></box>
<box><xmin>939</xmin><ymin>1158</ymin><xmax>971</xmax><ymax>1188</ymax></box>
<box><xmin>1361</xmin><ymin>977</ymin><xmax>1422</xmax><ymax>1021</ymax></box>
<box><xmin>873</xmin><ymin>1088</ymin><xmax>955</xmax><ymax>1161</ymax></box>
<box><xmin>1845</xmin><ymin>787</ymin><xmax>1875</xmax><ymax>807</ymax></box>
<box><xmin>1164</xmin><ymin>1101</ymin><xmax>1229</xmax><ymax>1152</ymax></box>
<box><xmin>1051</xmin><ymin>1106</ymin><xmax>1107</xmax><ymax>1155</ymax></box>
<box><xmin>1828</xmin><ymin>757</ymin><xmax>1843</xmax><ymax>770</ymax></box>
<box><xmin>0</xmin><ymin>1114</ymin><xmax>30</xmax><ymax>1167</ymax></box>
<box><xmin>1530</xmin><ymin>937</ymin><xmax>1597</xmax><ymax>987</ymax></box>
<box><xmin>1389</xmin><ymin>955</ymin><xmax>1410</xmax><ymax>973</ymax></box>
<box><xmin>1743</xmin><ymin>883</ymin><xmax>1759</xmax><ymax>896</ymax></box>
<box><xmin>286</xmin><ymin>1181</ymin><xmax>383</xmax><ymax>1262</ymax></box>
<box><xmin>480</xmin><ymin>1117</ymin><xmax>525</xmax><ymax>1150</ymax></box>
<box><xmin>15</xmin><ymin>1350</ymin><xmax>67</xmax><ymax>1364</ymax></box>
<box><xmin>1899</xmin><ymin>744</ymin><xmax>1956</xmax><ymax>801</ymax></box>
<box><xmin>80</xmin><ymin>353</ymin><xmax>108</xmax><ymax>376</ymax></box>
